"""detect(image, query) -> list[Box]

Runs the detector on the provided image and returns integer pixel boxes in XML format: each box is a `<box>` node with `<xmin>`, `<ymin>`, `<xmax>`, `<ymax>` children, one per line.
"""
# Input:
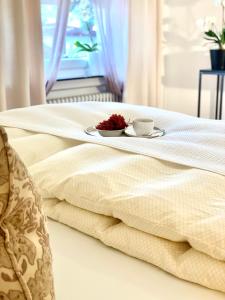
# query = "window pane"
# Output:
<box><xmin>41</xmin><ymin>1</ymin><xmax>57</xmax><ymax>65</ymax></box>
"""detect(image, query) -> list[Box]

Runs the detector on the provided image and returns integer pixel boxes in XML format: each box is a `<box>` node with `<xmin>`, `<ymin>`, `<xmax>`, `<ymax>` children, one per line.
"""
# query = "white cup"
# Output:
<box><xmin>133</xmin><ymin>118</ymin><xmax>154</xmax><ymax>136</ymax></box>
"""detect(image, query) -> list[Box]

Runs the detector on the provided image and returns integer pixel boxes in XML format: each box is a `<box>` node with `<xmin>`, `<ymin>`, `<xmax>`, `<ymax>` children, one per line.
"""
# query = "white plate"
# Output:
<box><xmin>85</xmin><ymin>126</ymin><xmax>100</xmax><ymax>137</ymax></box>
<box><xmin>124</xmin><ymin>126</ymin><xmax>165</xmax><ymax>138</ymax></box>
<box><xmin>85</xmin><ymin>126</ymin><xmax>165</xmax><ymax>138</ymax></box>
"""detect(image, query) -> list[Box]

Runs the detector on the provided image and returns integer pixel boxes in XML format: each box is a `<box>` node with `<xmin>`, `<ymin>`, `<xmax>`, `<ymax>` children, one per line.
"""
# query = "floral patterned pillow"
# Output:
<box><xmin>0</xmin><ymin>127</ymin><xmax>54</xmax><ymax>299</ymax></box>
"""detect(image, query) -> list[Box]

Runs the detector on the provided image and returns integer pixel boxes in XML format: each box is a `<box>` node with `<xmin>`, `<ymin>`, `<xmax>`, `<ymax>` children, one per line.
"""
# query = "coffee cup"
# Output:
<box><xmin>133</xmin><ymin>118</ymin><xmax>154</xmax><ymax>136</ymax></box>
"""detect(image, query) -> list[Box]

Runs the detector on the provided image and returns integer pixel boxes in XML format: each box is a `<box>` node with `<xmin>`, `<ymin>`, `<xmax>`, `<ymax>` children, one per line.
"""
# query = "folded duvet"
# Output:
<box><xmin>1</xmin><ymin>102</ymin><xmax>225</xmax><ymax>293</ymax></box>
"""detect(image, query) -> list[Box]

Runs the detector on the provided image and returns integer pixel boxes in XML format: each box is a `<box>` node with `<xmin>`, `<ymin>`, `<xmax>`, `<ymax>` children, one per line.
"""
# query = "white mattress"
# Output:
<box><xmin>48</xmin><ymin>220</ymin><xmax>225</xmax><ymax>300</ymax></box>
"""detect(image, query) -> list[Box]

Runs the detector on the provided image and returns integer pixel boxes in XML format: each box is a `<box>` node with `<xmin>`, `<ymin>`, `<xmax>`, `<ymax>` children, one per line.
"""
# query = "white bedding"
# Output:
<box><xmin>49</xmin><ymin>220</ymin><xmax>225</xmax><ymax>300</ymax></box>
<box><xmin>0</xmin><ymin>102</ymin><xmax>225</xmax><ymax>293</ymax></box>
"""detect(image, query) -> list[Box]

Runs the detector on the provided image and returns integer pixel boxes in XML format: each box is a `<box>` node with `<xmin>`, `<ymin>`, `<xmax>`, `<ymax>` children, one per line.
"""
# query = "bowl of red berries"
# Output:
<box><xmin>96</xmin><ymin>114</ymin><xmax>128</xmax><ymax>137</ymax></box>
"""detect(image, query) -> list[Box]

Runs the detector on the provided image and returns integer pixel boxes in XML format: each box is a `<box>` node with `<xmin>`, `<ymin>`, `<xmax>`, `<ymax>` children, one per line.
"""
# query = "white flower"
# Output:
<box><xmin>196</xmin><ymin>17</ymin><xmax>216</xmax><ymax>31</ymax></box>
<box><xmin>196</xmin><ymin>18</ymin><xmax>205</xmax><ymax>31</ymax></box>
<box><xmin>213</xmin><ymin>0</ymin><xmax>225</xmax><ymax>6</ymax></box>
<box><xmin>213</xmin><ymin>0</ymin><xmax>221</xmax><ymax>5</ymax></box>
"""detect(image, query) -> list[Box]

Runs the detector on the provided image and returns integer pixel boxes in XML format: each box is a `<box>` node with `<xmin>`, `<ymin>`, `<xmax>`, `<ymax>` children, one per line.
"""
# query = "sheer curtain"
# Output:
<box><xmin>45</xmin><ymin>0</ymin><xmax>71</xmax><ymax>94</ymax></box>
<box><xmin>93</xmin><ymin>0</ymin><xmax>128</xmax><ymax>98</ymax></box>
<box><xmin>124</xmin><ymin>0</ymin><xmax>163</xmax><ymax>107</ymax></box>
<box><xmin>0</xmin><ymin>0</ymin><xmax>45</xmax><ymax>111</ymax></box>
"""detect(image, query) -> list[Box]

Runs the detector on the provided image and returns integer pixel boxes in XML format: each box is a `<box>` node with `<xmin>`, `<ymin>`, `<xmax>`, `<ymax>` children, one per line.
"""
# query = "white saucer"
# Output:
<box><xmin>124</xmin><ymin>126</ymin><xmax>165</xmax><ymax>138</ymax></box>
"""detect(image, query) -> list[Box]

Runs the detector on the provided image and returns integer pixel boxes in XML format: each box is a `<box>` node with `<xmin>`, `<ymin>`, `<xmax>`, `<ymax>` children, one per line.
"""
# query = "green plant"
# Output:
<box><xmin>204</xmin><ymin>28</ymin><xmax>225</xmax><ymax>49</ymax></box>
<box><xmin>204</xmin><ymin>1</ymin><xmax>225</xmax><ymax>49</ymax></box>
<box><xmin>74</xmin><ymin>14</ymin><xmax>98</xmax><ymax>53</ymax></box>
<box><xmin>74</xmin><ymin>40</ymin><xmax>98</xmax><ymax>52</ymax></box>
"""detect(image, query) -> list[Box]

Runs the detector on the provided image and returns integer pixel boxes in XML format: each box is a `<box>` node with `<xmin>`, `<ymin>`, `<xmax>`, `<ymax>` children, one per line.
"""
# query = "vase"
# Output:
<box><xmin>86</xmin><ymin>52</ymin><xmax>102</xmax><ymax>77</ymax></box>
<box><xmin>210</xmin><ymin>49</ymin><xmax>225</xmax><ymax>70</ymax></box>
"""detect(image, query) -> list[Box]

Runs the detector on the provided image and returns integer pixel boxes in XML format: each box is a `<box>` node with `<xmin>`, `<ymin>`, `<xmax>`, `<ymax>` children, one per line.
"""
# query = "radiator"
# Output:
<box><xmin>47</xmin><ymin>92</ymin><xmax>120</xmax><ymax>104</ymax></box>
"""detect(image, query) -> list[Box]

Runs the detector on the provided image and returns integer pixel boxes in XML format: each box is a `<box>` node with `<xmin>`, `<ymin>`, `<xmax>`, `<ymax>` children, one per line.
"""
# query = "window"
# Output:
<box><xmin>41</xmin><ymin>0</ymin><xmax>102</xmax><ymax>80</ymax></box>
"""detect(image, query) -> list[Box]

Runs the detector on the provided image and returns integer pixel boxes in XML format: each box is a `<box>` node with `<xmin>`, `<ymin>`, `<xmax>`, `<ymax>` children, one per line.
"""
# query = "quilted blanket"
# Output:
<box><xmin>0</xmin><ymin>102</ymin><xmax>225</xmax><ymax>293</ymax></box>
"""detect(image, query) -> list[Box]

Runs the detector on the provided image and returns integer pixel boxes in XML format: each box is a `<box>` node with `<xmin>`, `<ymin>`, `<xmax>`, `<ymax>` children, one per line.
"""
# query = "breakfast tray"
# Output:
<box><xmin>85</xmin><ymin>126</ymin><xmax>165</xmax><ymax>139</ymax></box>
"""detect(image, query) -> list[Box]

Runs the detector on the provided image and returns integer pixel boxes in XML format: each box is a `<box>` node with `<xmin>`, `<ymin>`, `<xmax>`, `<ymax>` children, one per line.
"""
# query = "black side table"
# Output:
<box><xmin>198</xmin><ymin>69</ymin><xmax>224</xmax><ymax>120</ymax></box>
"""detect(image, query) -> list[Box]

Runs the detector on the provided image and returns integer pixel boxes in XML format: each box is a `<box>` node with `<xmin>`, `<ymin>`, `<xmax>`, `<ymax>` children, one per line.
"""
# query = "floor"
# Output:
<box><xmin>48</xmin><ymin>220</ymin><xmax>225</xmax><ymax>300</ymax></box>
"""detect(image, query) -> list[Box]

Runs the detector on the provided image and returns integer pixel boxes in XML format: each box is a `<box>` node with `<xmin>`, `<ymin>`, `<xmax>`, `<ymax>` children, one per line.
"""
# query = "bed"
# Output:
<box><xmin>0</xmin><ymin>101</ymin><xmax>224</xmax><ymax>298</ymax></box>
<box><xmin>49</xmin><ymin>220</ymin><xmax>225</xmax><ymax>300</ymax></box>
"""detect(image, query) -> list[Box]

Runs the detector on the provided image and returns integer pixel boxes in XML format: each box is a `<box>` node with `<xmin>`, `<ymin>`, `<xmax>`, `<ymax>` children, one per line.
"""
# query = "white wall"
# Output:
<box><xmin>163</xmin><ymin>0</ymin><xmax>224</xmax><ymax>119</ymax></box>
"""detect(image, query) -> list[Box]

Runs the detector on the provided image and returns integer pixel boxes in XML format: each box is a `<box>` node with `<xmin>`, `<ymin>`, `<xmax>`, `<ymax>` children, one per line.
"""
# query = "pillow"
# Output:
<box><xmin>0</xmin><ymin>127</ymin><xmax>54</xmax><ymax>299</ymax></box>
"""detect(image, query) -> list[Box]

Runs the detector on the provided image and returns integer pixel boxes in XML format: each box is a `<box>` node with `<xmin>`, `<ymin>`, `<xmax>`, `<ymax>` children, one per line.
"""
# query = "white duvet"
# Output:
<box><xmin>0</xmin><ymin>102</ymin><xmax>225</xmax><ymax>293</ymax></box>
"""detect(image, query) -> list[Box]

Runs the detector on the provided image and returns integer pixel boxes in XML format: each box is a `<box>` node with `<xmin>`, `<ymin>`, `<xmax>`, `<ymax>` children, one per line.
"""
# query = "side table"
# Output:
<box><xmin>198</xmin><ymin>69</ymin><xmax>224</xmax><ymax>120</ymax></box>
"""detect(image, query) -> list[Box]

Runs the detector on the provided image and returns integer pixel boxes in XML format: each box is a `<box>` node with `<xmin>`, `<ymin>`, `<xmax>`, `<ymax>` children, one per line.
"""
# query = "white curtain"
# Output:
<box><xmin>0</xmin><ymin>0</ymin><xmax>45</xmax><ymax>111</ymax></box>
<box><xmin>93</xmin><ymin>0</ymin><xmax>128</xmax><ymax>98</ymax></box>
<box><xmin>124</xmin><ymin>0</ymin><xmax>163</xmax><ymax>107</ymax></box>
<box><xmin>45</xmin><ymin>0</ymin><xmax>71</xmax><ymax>95</ymax></box>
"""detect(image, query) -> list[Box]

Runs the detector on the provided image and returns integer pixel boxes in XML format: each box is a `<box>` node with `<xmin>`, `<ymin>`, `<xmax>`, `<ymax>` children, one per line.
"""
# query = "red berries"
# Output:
<box><xmin>96</xmin><ymin>114</ymin><xmax>128</xmax><ymax>130</ymax></box>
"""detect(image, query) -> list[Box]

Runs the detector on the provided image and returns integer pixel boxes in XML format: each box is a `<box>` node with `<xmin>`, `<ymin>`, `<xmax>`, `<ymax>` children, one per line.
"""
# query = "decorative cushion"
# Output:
<box><xmin>0</xmin><ymin>127</ymin><xmax>54</xmax><ymax>299</ymax></box>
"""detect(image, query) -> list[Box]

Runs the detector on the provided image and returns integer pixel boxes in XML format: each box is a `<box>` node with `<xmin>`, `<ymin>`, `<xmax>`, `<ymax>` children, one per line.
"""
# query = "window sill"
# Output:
<box><xmin>47</xmin><ymin>76</ymin><xmax>107</xmax><ymax>100</ymax></box>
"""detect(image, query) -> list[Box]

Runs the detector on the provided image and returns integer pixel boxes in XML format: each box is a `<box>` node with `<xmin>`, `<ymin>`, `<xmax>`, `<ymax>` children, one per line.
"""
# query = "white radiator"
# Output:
<box><xmin>47</xmin><ymin>92</ymin><xmax>120</xmax><ymax>104</ymax></box>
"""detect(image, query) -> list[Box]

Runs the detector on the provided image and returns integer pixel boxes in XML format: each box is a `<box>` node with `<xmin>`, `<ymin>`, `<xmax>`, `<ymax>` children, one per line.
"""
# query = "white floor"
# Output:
<box><xmin>48</xmin><ymin>220</ymin><xmax>225</xmax><ymax>300</ymax></box>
